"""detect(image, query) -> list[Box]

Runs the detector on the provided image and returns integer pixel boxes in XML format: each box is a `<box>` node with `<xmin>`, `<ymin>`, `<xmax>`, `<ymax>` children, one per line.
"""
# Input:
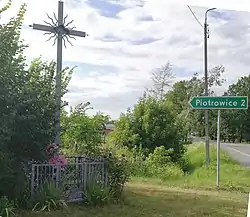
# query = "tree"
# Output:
<box><xmin>0</xmin><ymin>1</ymin><xmax>73</xmax><ymax>200</ymax></box>
<box><xmin>0</xmin><ymin>2</ymin><xmax>27</xmax><ymax>149</ymax></box>
<box><xmin>61</xmin><ymin>104</ymin><xmax>109</xmax><ymax>156</ymax></box>
<box><xmin>164</xmin><ymin>65</ymin><xmax>226</xmax><ymax>137</ymax></box>
<box><xmin>110</xmin><ymin>95</ymin><xmax>186</xmax><ymax>162</ymax></box>
<box><xmin>222</xmin><ymin>75</ymin><xmax>250</xmax><ymax>142</ymax></box>
<box><xmin>9</xmin><ymin>59</ymin><xmax>73</xmax><ymax>160</ymax></box>
<box><xmin>146</xmin><ymin>62</ymin><xmax>175</xmax><ymax>100</ymax></box>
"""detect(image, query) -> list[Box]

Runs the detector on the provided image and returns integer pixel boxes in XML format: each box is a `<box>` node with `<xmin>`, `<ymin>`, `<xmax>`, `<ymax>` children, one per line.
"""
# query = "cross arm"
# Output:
<box><xmin>69</xmin><ymin>29</ymin><xmax>87</xmax><ymax>37</ymax></box>
<box><xmin>30</xmin><ymin>23</ymin><xmax>55</xmax><ymax>33</ymax></box>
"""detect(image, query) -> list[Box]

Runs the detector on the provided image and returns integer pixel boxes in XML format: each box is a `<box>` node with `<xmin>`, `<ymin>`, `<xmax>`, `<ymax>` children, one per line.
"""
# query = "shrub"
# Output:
<box><xmin>83</xmin><ymin>173</ymin><xmax>114</xmax><ymax>206</ymax></box>
<box><xmin>150</xmin><ymin>164</ymin><xmax>184</xmax><ymax>181</ymax></box>
<box><xmin>125</xmin><ymin>146</ymin><xmax>185</xmax><ymax>179</ymax></box>
<box><xmin>106</xmin><ymin>144</ymin><xmax>147</xmax><ymax>177</ymax></box>
<box><xmin>31</xmin><ymin>180</ymin><xmax>67</xmax><ymax>212</ymax></box>
<box><xmin>0</xmin><ymin>197</ymin><xmax>15</xmax><ymax>217</ymax></box>
<box><xmin>0</xmin><ymin>152</ymin><xmax>31</xmax><ymax>207</ymax></box>
<box><xmin>106</xmin><ymin>153</ymin><xmax>131</xmax><ymax>198</ymax></box>
<box><xmin>0</xmin><ymin>153</ymin><xmax>17</xmax><ymax>198</ymax></box>
<box><xmin>146</xmin><ymin>146</ymin><xmax>173</xmax><ymax>166</ymax></box>
<box><xmin>14</xmin><ymin>178</ymin><xmax>30</xmax><ymax>209</ymax></box>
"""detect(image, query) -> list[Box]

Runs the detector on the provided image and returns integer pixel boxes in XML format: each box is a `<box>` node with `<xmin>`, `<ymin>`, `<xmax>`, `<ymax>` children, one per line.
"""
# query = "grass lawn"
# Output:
<box><xmin>140</xmin><ymin>143</ymin><xmax>250</xmax><ymax>192</ymax></box>
<box><xmin>20</xmin><ymin>181</ymin><xmax>248</xmax><ymax>217</ymax></box>
<box><xmin>19</xmin><ymin>144</ymin><xmax>250</xmax><ymax>217</ymax></box>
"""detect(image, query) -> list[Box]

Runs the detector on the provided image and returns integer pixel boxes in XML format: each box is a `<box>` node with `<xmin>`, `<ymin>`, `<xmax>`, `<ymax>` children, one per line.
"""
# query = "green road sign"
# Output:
<box><xmin>189</xmin><ymin>96</ymin><xmax>248</xmax><ymax>109</ymax></box>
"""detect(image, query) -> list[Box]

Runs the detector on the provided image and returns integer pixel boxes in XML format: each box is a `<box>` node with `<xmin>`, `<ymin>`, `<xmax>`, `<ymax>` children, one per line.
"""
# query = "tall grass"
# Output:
<box><xmin>127</xmin><ymin>143</ymin><xmax>250</xmax><ymax>192</ymax></box>
<box><xmin>180</xmin><ymin>144</ymin><xmax>250</xmax><ymax>191</ymax></box>
<box><xmin>106</xmin><ymin>144</ymin><xmax>185</xmax><ymax>180</ymax></box>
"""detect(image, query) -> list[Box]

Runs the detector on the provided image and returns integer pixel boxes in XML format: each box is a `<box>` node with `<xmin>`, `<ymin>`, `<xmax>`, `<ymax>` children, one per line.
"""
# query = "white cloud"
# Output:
<box><xmin>179</xmin><ymin>0</ymin><xmax>250</xmax><ymax>12</ymax></box>
<box><xmin>1</xmin><ymin>0</ymin><xmax>250</xmax><ymax>118</ymax></box>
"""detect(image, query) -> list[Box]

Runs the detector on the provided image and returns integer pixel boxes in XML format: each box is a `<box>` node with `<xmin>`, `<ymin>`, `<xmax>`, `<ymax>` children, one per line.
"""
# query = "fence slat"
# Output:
<box><xmin>31</xmin><ymin>164</ymin><xmax>35</xmax><ymax>198</ymax></box>
<box><xmin>30</xmin><ymin>159</ymin><xmax>108</xmax><ymax>202</ymax></box>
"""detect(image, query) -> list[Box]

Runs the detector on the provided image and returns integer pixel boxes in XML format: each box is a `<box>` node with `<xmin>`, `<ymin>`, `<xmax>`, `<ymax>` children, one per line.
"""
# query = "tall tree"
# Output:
<box><xmin>147</xmin><ymin>62</ymin><xmax>175</xmax><ymax>100</ymax></box>
<box><xmin>223</xmin><ymin>75</ymin><xmax>250</xmax><ymax>142</ymax></box>
<box><xmin>164</xmin><ymin>65</ymin><xmax>226</xmax><ymax>137</ymax></box>
<box><xmin>0</xmin><ymin>1</ymin><xmax>73</xmax><ymax>200</ymax></box>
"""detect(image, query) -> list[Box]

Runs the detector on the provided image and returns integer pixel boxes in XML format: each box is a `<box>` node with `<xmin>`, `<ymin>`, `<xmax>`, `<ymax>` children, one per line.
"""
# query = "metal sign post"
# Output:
<box><xmin>216</xmin><ymin>110</ymin><xmax>221</xmax><ymax>186</ymax></box>
<box><xmin>189</xmin><ymin>95</ymin><xmax>248</xmax><ymax>186</ymax></box>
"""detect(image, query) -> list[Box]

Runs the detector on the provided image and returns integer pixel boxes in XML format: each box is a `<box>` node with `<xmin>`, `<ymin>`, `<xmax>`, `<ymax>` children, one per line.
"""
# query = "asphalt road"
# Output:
<box><xmin>191</xmin><ymin>136</ymin><xmax>250</xmax><ymax>167</ymax></box>
<box><xmin>221</xmin><ymin>143</ymin><xmax>250</xmax><ymax>168</ymax></box>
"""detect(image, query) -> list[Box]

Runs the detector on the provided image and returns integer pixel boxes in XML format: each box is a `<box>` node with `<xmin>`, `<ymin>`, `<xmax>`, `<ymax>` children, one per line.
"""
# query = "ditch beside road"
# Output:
<box><xmin>192</xmin><ymin>136</ymin><xmax>250</xmax><ymax>168</ymax></box>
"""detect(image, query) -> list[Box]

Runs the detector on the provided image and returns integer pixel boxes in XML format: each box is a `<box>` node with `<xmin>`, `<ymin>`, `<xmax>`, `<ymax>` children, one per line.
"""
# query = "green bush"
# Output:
<box><xmin>0</xmin><ymin>197</ymin><xmax>15</xmax><ymax>217</ymax></box>
<box><xmin>107</xmin><ymin>144</ymin><xmax>147</xmax><ymax>177</ymax></box>
<box><xmin>148</xmin><ymin>164</ymin><xmax>184</xmax><ymax>181</ymax></box>
<box><xmin>121</xmin><ymin>146</ymin><xmax>185</xmax><ymax>180</ymax></box>
<box><xmin>31</xmin><ymin>180</ymin><xmax>67</xmax><ymax>212</ymax></box>
<box><xmin>14</xmin><ymin>178</ymin><xmax>30</xmax><ymax>209</ymax></box>
<box><xmin>146</xmin><ymin>146</ymin><xmax>173</xmax><ymax>166</ymax></box>
<box><xmin>103</xmin><ymin>144</ymin><xmax>186</xmax><ymax>184</ymax></box>
<box><xmin>83</xmin><ymin>173</ymin><xmax>114</xmax><ymax>206</ymax></box>
<box><xmin>0</xmin><ymin>152</ymin><xmax>31</xmax><ymax>208</ymax></box>
<box><xmin>0</xmin><ymin>153</ymin><xmax>15</xmax><ymax>197</ymax></box>
<box><xmin>106</xmin><ymin>153</ymin><xmax>131</xmax><ymax>198</ymax></box>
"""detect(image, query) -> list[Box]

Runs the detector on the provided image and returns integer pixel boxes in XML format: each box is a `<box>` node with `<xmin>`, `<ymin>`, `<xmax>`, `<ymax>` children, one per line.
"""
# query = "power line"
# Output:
<box><xmin>186</xmin><ymin>5</ymin><xmax>203</xmax><ymax>28</ymax></box>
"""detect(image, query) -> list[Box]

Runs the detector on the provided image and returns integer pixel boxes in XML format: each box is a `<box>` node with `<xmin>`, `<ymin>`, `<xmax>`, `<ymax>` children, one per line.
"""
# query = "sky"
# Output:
<box><xmin>1</xmin><ymin>0</ymin><xmax>250</xmax><ymax>119</ymax></box>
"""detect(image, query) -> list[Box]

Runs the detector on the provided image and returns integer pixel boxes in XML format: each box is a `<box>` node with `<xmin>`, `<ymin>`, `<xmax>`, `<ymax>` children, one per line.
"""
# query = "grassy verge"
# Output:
<box><xmin>183</xmin><ymin>144</ymin><xmax>250</xmax><ymax>191</ymax></box>
<box><xmin>133</xmin><ymin>143</ymin><xmax>250</xmax><ymax>192</ymax></box>
<box><xmin>17</xmin><ymin>144</ymin><xmax>250</xmax><ymax>217</ymax></box>
<box><xmin>19</xmin><ymin>181</ymin><xmax>248</xmax><ymax>217</ymax></box>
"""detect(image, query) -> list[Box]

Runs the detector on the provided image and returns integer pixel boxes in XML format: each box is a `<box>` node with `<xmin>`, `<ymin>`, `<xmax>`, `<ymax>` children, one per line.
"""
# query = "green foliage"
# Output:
<box><xmin>106</xmin><ymin>152</ymin><xmax>131</xmax><ymax>198</ymax></box>
<box><xmin>0</xmin><ymin>0</ymin><xmax>11</xmax><ymax>14</ymax></box>
<box><xmin>111</xmin><ymin>96</ymin><xmax>186</xmax><ymax>162</ymax></box>
<box><xmin>141</xmin><ymin>146</ymin><xmax>184</xmax><ymax>180</ymax></box>
<box><xmin>0</xmin><ymin>197</ymin><xmax>15</xmax><ymax>217</ymax></box>
<box><xmin>146</xmin><ymin>146</ymin><xmax>173</xmax><ymax>166</ymax></box>
<box><xmin>0</xmin><ymin>152</ymin><xmax>31</xmax><ymax>205</ymax></box>
<box><xmin>0</xmin><ymin>0</ymin><xmax>74</xmax><ymax>207</ymax></box>
<box><xmin>108</xmin><ymin>144</ymin><xmax>184</xmax><ymax>181</ymax></box>
<box><xmin>31</xmin><ymin>180</ymin><xmax>67</xmax><ymax>212</ymax></box>
<box><xmin>178</xmin><ymin>144</ymin><xmax>250</xmax><ymax>191</ymax></box>
<box><xmin>194</xmin><ymin>74</ymin><xmax>250</xmax><ymax>143</ymax></box>
<box><xmin>165</xmin><ymin>66</ymin><xmax>225</xmax><ymax>138</ymax></box>
<box><xmin>83</xmin><ymin>174</ymin><xmax>114</xmax><ymax>206</ymax></box>
<box><xmin>61</xmin><ymin>105</ymin><xmax>109</xmax><ymax>156</ymax></box>
<box><xmin>221</xmin><ymin>75</ymin><xmax>250</xmax><ymax>142</ymax></box>
<box><xmin>0</xmin><ymin>2</ymin><xmax>27</xmax><ymax>149</ymax></box>
<box><xmin>165</xmin><ymin>65</ymin><xmax>250</xmax><ymax>144</ymax></box>
<box><xmin>80</xmin><ymin>149</ymin><xmax>131</xmax><ymax>205</ymax></box>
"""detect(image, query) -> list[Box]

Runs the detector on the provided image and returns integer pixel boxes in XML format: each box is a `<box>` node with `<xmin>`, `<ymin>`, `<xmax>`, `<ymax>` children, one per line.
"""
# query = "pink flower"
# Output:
<box><xmin>46</xmin><ymin>143</ymin><xmax>59</xmax><ymax>156</ymax></box>
<box><xmin>49</xmin><ymin>155</ymin><xmax>68</xmax><ymax>168</ymax></box>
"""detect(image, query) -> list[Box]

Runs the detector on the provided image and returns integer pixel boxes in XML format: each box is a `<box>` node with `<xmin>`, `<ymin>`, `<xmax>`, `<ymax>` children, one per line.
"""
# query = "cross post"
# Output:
<box><xmin>30</xmin><ymin>0</ymin><xmax>87</xmax><ymax>145</ymax></box>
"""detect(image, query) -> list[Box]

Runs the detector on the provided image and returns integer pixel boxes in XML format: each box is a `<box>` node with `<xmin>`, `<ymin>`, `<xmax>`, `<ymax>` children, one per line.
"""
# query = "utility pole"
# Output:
<box><xmin>204</xmin><ymin>7</ymin><xmax>216</xmax><ymax>168</ymax></box>
<box><xmin>30</xmin><ymin>1</ymin><xmax>87</xmax><ymax>145</ymax></box>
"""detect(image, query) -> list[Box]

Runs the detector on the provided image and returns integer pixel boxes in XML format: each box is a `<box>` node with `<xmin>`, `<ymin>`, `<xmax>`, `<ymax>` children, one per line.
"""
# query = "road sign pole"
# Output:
<box><xmin>216</xmin><ymin>109</ymin><xmax>221</xmax><ymax>187</ymax></box>
<box><xmin>189</xmin><ymin>95</ymin><xmax>248</xmax><ymax>174</ymax></box>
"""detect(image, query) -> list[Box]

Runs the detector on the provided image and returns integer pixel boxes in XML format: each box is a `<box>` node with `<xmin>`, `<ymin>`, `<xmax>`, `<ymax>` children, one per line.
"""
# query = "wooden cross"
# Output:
<box><xmin>30</xmin><ymin>1</ymin><xmax>87</xmax><ymax>145</ymax></box>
